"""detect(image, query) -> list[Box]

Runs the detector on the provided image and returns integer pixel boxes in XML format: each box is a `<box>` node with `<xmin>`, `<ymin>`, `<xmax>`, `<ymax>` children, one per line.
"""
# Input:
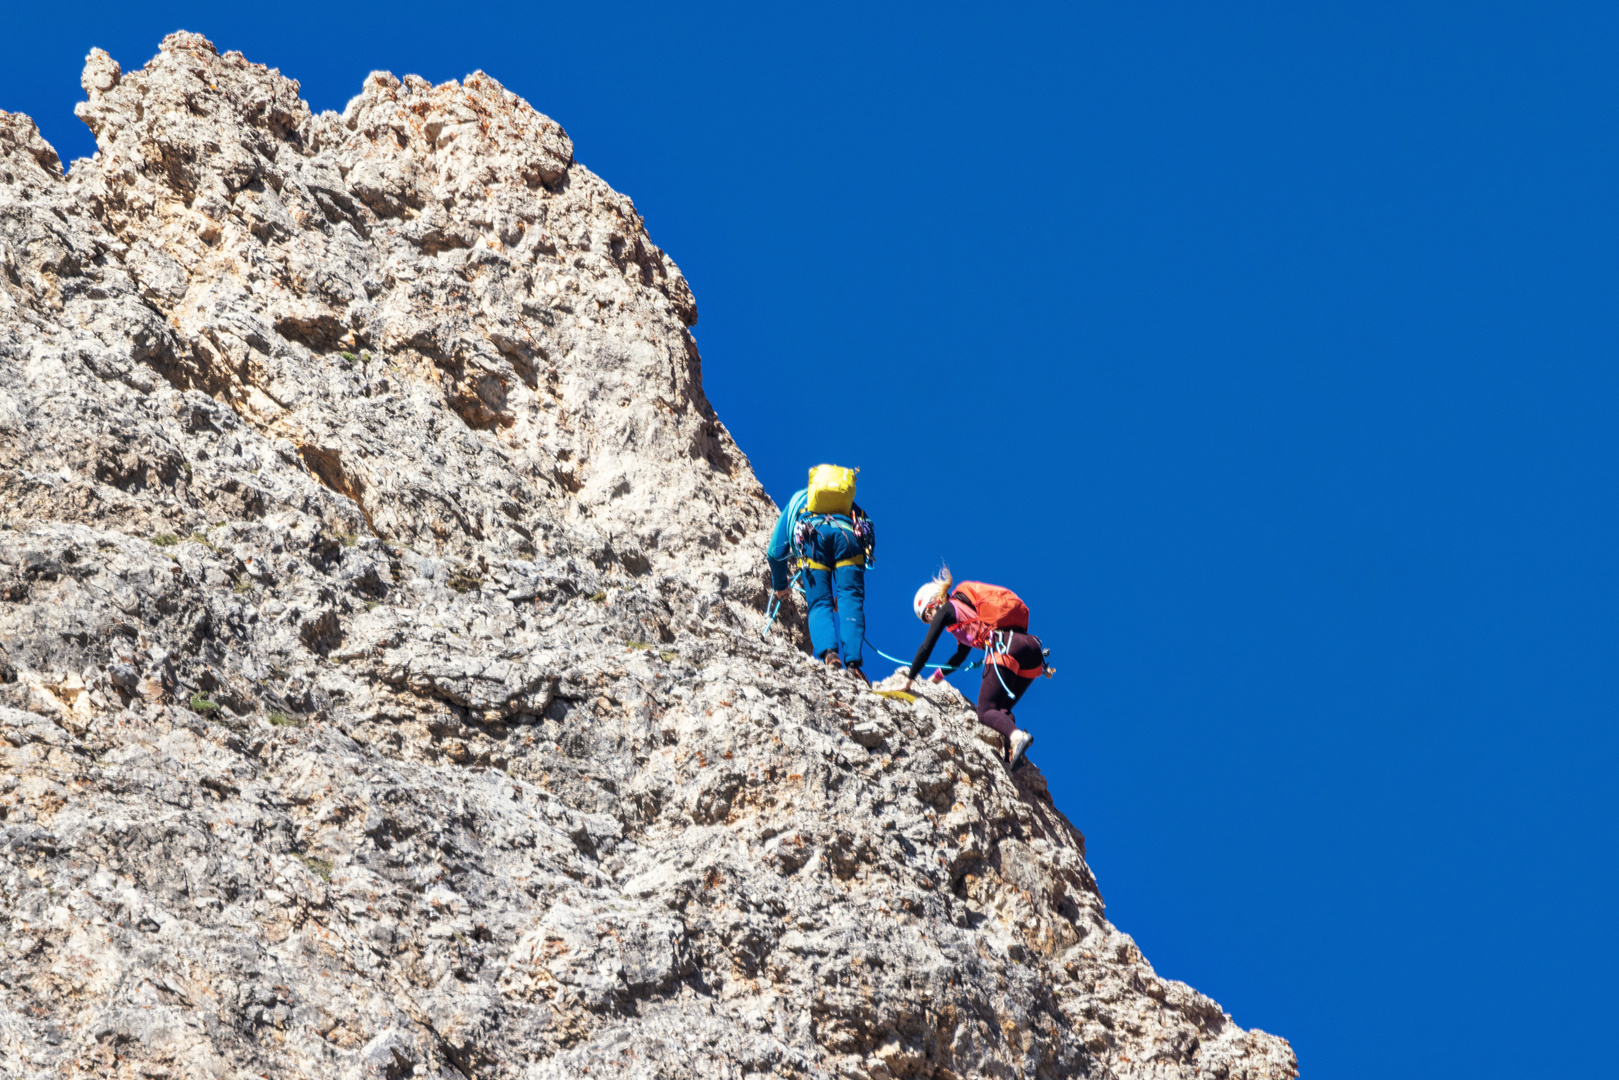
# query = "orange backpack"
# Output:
<box><xmin>950</xmin><ymin>582</ymin><xmax>1051</xmax><ymax>681</ymax></box>
<box><xmin>949</xmin><ymin>581</ymin><xmax>1031</xmax><ymax>645</ymax></box>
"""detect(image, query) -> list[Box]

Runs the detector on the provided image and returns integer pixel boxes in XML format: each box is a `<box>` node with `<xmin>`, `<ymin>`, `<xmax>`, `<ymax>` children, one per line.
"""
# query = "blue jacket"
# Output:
<box><xmin>766</xmin><ymin>489</ymin><xmax>810</xmax><ymax>592</ymax></box>
<box><xmin>767</xmin><ymin>489</ymin><xmax>873</xmax><ymax>591</ymax></box>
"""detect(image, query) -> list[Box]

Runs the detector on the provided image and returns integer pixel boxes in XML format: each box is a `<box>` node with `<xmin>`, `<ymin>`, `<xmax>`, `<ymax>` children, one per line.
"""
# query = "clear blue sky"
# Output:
<box><xmin>6</xmin><ymin>3</ymin><xmax>1615</xmax><ymax>1075</ymax></box>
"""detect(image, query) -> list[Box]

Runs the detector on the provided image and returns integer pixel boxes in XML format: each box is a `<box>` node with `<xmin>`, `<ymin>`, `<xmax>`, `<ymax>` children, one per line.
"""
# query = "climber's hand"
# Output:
<box><xmin>901</xmin><ymin>677</ymin><xmax>913</xmax><ymax>693</ymax></box>
<box><xmin>773</xmin><ymin>588</ymin><xmax>791</xmax><ymax>601</ymax></box>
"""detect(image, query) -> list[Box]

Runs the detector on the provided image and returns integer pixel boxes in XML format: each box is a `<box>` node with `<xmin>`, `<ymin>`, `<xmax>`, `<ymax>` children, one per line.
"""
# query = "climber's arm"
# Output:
<box><xmin>766</xmin><ymin>490</ymin><xmax>807</xmax><ymax>593</ymax></box>
<box><xmin>907</xmin><ymin>602</ymin><xmax>958</xmax><ymax>681</ymax></box>
<box><xmin>937</xmin><ymin>642</ymin><xmax>972</xmax><ymax>675</ymax></box>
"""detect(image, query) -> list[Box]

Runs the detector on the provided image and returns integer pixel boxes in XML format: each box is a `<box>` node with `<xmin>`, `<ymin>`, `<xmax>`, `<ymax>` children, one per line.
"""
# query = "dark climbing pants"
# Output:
<box><xmin>975</xmin><ymin>631</ymin><xmax>1041</xmax><ymax>738</ymax></box>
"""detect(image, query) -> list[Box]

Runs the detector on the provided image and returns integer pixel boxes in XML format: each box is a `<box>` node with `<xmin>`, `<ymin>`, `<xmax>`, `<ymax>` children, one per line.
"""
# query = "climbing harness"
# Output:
<box><xmin>797</xmin><ymin>555</ymin><xmax>867</xmax><ymax>572</ymax></box>
<box><xmin>984</xmin><ymin>629</ymin><xmax>1052</xmax><ymax>680</ymax></box>
<box><xmin>792</xmin><ymin>511</ymin><xmax>875</xmax><ymax>571</ymax></box>
<box><xmin>760</xmin><ymin>570</ymin><xmax>803</xmax><ymax>638</ymax></box>
<box><xmin>983</xmin><ymin>629</ymin><xmax>1056</xmax><ymax>708</ymax></box>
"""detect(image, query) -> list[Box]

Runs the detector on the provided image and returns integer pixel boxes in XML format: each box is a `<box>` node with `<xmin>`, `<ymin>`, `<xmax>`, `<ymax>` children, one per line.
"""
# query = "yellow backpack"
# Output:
<box><xmin>805</xmin><ymin>464</ymin><xmax>857</xmax><ymax>515</ymax></box>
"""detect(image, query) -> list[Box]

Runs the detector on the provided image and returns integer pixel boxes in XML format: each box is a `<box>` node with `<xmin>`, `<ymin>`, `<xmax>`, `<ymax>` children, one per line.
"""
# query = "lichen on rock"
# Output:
<box><xmin>0</xmin><ymin>31</ymin><xmax>1296</xmax><ymax>1080</ymax></box>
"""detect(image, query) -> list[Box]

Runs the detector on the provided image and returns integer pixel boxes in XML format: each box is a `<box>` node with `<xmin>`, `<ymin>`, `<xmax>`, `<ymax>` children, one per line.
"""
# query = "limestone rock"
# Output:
<box><xmin>0</xmin><ymin>32</ymin><xmax>1296</xmax><ymax>1080</ymax></box>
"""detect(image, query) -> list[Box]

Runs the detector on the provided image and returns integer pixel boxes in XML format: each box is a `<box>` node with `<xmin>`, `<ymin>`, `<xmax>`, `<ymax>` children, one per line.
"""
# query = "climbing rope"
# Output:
<box><xmin>983</xmin><ymin>629</ymin><xmax>1017</xmax><ymax>704</ymax></box>
<box><xmin>860</xmin><ymin>635</ymin><xmax>982</xmax><ymax>673</ymax></box>
<box><xmin>989</xmin><ymin>646</ymin><xmax>1022</xmax><ymax>704</ymax></box>
<box><xmin>760</xmin><ymin>570</ymin><xmax>803</xmax><ymax>639</ymax></box>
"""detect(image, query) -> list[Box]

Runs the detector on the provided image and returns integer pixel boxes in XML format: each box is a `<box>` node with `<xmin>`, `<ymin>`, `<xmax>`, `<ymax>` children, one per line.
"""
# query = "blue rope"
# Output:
<box><xmin>760</xmin><ymin>571</ymin><xmax>803</xmax><ymax>638</ymax></box>
<box><xmin>986</xmin><ymin>630</ymin><xmax>1035</xmax><ymax>707</ymax></box>
<box><xmin>861</xmin><ymin>635</ymin><xmax>982</xmax><ymax>673</ymax></box>
<box><xmin>991</xmin><ymin>651</ymin><xmax>1019</xmax><ymax>701</ymax></box>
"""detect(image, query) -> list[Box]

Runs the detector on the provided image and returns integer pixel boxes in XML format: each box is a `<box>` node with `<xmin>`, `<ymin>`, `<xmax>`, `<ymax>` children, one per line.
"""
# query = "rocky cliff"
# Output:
<box><xmin>0</xmin><ymin>33</ymin><xmax>1297</xmax><ymax>1080</ymax></box>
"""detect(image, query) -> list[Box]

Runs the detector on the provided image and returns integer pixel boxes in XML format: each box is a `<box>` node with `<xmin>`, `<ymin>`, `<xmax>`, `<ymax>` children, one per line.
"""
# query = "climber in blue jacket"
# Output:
<box><xmin>766</xmin><ymin>466</ymin><xmax>875</xmax><ymax>676</ymax></box>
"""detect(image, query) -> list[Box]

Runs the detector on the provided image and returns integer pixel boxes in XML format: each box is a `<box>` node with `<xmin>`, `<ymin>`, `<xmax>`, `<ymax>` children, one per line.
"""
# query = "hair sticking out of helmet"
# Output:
<box><xmin>912</xmin><ymin>564</ymin><xmax>953</xmax><ymax>621</ymax></box>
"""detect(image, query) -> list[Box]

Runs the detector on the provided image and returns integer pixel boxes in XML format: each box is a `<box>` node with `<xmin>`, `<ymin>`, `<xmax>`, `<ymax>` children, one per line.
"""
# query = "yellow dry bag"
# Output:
<box><xmin>805</xmin><ymin>464</ymin><xmax>857</xmax><ymax>515</ymax></box>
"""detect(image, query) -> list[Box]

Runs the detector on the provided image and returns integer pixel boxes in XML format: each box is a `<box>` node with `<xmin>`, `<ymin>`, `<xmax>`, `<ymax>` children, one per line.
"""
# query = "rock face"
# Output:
<box><xmin>0</xmin><ymin>33</ymin><xmax>1296</xmax><ymax>1080</ymax></box>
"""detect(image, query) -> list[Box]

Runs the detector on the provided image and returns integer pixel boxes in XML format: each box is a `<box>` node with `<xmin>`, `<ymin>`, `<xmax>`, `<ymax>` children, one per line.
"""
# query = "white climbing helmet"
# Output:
<box><xmin>913</xmin><ymin>581</ymin><xmax>941</xmax><ymax>621</ymax></box>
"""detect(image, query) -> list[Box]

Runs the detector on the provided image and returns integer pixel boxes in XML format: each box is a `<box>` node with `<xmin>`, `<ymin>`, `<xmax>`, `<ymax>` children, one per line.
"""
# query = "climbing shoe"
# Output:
<box><xmin>1007</xmin><ymin>729</ymin><xmax>1034</xmax><ymax>767</ymax></box>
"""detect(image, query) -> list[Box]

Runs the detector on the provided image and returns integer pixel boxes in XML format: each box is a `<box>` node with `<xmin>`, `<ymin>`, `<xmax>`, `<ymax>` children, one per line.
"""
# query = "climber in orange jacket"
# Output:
<box><xmin>902</xmin><ymin>569</ymin><xmax>1044</xmax><ymax>766</ymax></box>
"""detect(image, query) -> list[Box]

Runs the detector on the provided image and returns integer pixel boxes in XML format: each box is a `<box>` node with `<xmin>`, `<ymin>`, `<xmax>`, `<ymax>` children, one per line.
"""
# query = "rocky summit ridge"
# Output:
<box><xmin>0</xmin><ymin>32</ymin><xmax>1297</xmax><ymax>1080</ymax></box>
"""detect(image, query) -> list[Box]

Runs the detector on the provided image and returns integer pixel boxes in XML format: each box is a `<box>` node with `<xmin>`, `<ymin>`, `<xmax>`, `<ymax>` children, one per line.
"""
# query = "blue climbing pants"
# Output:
<box><xmin>800</xmin><ymin>522</ymin><xmax>865</xmax><ymax>667</ymax></box>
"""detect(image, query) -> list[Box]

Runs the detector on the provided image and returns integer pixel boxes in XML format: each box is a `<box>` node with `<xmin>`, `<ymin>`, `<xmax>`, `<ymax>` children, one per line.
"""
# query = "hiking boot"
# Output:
<box><xmin>823</xmin><ymin>652</ymin><xmax>843</xmax><ymax>672</ymax></box>
<box><xmin>1007</xmin><ymin>729</ymin><xmax>1034</xmax><ymax>767</ymax></box>
<box><xmin>846</xmin><ymin>662</ymin><xmax>870</xmax><ymax>686</ymax></box>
